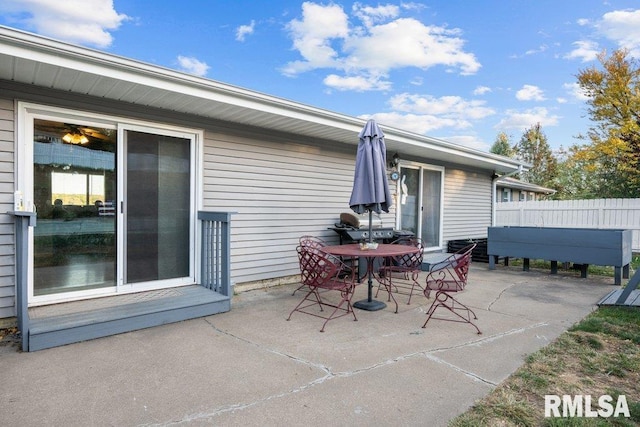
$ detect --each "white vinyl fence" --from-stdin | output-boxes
[495,198,640,252]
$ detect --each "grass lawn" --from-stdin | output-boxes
[451,256,640,426]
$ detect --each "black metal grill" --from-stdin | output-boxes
[330,226,395,243]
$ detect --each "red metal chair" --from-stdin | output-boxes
[375,236,425,313]
[287,245,358,332]
[422,243,481,334]
[292,235,330,295]
[299,235,328,250]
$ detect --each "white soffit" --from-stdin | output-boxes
[0,26,524,174]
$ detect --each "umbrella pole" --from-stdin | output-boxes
[367,209,373,301]
[353,209,387,311]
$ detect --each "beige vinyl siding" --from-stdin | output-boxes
[442,168,492,243]
[0,97,15,319]
[202,129,395,285]
[0,84,497,313]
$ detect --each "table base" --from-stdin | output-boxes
[353,299,387,311]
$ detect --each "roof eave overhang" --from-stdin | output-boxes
[0,26,525,174]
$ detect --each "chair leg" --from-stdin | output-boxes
[291,283,305,296]
[319,287,358,332]
[287,288,323,321]
[422,291,481,334]
[406,272,424,305]
[375,275,398,313]
[289,286,358,332]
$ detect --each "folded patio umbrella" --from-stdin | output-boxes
[348,119,392,311]
[349,119,392,220]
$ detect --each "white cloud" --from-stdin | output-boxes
[473,86,491,95]
[525,44,548,55]
[564,40,599,62]
[324,74,392,91]
[494,107,560,131]
[365,111,460,134]
[515,84,546,101]
[563,82,589,101]
[598,9,640,56]
[282,2,480,90]
[0,0,128,48]
[352,3,400,28]
[389,93,495,120]
[236,20,255,42]
[177,55,210,77]
[577,18,590,26]
[342,18,480,74]
[281,2,350,76]
[439,135,488,151]
[356,92,495,141]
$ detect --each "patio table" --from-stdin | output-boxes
[321,243,420,311]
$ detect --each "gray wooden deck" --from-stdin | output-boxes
[597,267,640,308]
[27,286,230,351]
[597,289,640,307]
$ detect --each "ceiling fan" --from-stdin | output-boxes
[34,120,115,146]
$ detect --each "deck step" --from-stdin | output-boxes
[597,289,640,307]
[27,286,230,351]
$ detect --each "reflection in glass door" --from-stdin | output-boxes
[397,165,443,249]
[33,119,117,296]
[398,167,420,237]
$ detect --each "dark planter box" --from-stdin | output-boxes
[487,226,632,285]
[447,238,489,263]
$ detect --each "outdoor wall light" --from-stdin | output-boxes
[390,152,399,168]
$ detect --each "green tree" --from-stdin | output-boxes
[514,123,557,187]
[550,147,598,199]
[574,49,640,197]
[490,131,515,157]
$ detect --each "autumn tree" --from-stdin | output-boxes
[490,131,515,157]
[514,123,557,187]
[574,49,640,197]
[551,146,599,199]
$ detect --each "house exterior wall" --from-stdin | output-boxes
[496,185,546,202]
[0,97,16,320]
[0,84,498,319]
[442,168,492,242]
[201,127,395,285]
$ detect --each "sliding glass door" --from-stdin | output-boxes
[124,130,192,284]
[397,164,444,250]
[33,119,117,296]
[24,106,198,303]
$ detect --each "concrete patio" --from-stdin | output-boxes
[0,264,615,426]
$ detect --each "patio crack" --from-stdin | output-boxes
[417,322,550,387]
[149,318,341,425]
[487,282,520,311]
[162,319,549,425]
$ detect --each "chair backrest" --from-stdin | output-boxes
[449,243,476,284]
[297,245,344,287]
[299,235,328,251]
[390,236,424,269]
[425,243,476,292]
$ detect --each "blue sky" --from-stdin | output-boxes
[1,1,639,152]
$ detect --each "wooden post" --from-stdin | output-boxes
[8,211,37,352]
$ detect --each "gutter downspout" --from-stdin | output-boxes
[491,165,523,226]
